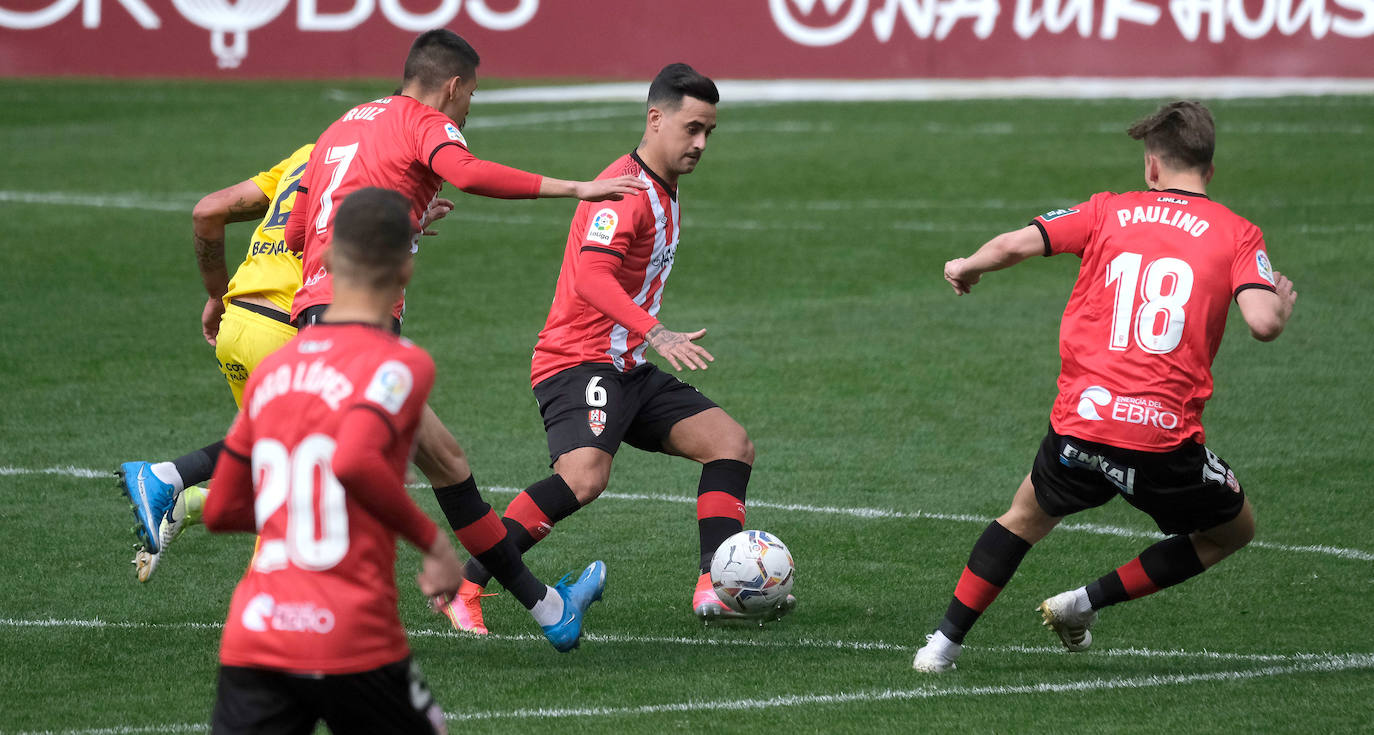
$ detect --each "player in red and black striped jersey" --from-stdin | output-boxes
[446,64,795,634]
[913,101,1297,673]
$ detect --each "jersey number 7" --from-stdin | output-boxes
[313,143,360,236]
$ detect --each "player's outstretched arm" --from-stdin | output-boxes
[1237,271,1297,342]
[944,225,1045,295]
[647,324,715,372]
[192,180,270,345]
[541,175,649,202]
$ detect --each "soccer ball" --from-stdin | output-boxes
[709,530,795,614]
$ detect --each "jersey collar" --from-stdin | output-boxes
[630,150,677,201]
[1153,187,1210,200]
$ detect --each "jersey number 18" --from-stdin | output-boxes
[1105,252,1195,355]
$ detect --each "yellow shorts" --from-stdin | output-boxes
[216,301,297,408]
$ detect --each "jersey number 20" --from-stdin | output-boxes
[251,435,350,572]
[1105,252,1195,355]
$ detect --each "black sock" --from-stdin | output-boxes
[464,475,582,587]
[936,521,1033,645]
[1086,534,1206,609]
[696,459,751,573]
[433,476,547,609]
[172,440,224,488]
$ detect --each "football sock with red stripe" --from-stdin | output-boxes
[433,476,546,609]
[462,475,581,587]
[1084,534,1206,609]
[169,440,224,490]
[697,459,750,573]
[936,521,1033,644]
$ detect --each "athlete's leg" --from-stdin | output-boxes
[661,407,754,573]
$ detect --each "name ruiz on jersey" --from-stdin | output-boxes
[249,360,354,419]
[1116,205,1210,237]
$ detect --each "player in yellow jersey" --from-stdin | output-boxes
[117,145,453,580]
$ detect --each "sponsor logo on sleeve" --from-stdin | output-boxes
[444,123,467,146]
[587,208,618,245]
[365,360,414,415]
[1039,208,1079,222]
[1255,250,1275,285]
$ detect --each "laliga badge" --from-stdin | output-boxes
[587,409,607,437]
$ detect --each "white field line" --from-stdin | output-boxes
[443,654,1374,722]
[0,617,1357,664]
[15,655,1373,735]
[475,78,1374,104]
[6,465,1372,562]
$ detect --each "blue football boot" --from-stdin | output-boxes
[541,560,607,653]
[117,461,175,554]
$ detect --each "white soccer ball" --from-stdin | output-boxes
[710,530,795,614]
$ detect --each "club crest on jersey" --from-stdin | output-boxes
[365,360,413,415]
[444,123,467,145]
[1039,208,1078,221]
[587,208,618,245]
[587,409,607,437]
[1256,250,1275,285]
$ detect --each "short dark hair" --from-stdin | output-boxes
[646,63,719,111]
[1127,100,1215,173]
[331,188,414,286]
[403,29,480,91]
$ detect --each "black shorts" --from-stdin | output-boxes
[1030,428,1246,535]
[212,657,445,735]
[534,362,719,463]
[295,304,402,335]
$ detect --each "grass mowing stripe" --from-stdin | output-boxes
[2,617,1360,663]
[445,653,1374,722]
[5,466,1372,562]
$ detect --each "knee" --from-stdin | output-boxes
[713,425,754,465]
[558,466,609,504]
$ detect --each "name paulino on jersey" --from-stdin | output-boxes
[1076,385,1180,430]
[1116,205,1210,237]
[249,360,355,419]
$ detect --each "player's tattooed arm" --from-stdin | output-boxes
[191,179,269,345]
[647,324,715,372]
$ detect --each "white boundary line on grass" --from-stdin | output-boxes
[0,617,1350,664]
[3,465,1371,562]
[475,78,1374,103]
[14,653,1372,733]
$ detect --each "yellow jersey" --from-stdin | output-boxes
[222,144,313,313]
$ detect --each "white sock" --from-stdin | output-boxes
[528,585,565,627]
[1072,586,1093,615]
[150,462,185,494]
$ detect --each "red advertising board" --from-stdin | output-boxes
[1,0,1370,78]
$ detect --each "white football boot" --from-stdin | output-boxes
[1038,588,1097,652]
[913,631,962,673]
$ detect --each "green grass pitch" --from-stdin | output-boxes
[1,80,1371,733]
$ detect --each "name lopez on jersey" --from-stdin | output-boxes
[249,360,353,419]
[1116,203,1210,237]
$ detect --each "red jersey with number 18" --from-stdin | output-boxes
[210,323,436,675]
[1034,189,1277,451]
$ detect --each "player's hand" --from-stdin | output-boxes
[943,258,982,295]
[421,198,455,236]
[418,536,465,607]
[574,176,649,202]
[1272,270,1297,318]
[202,297,226,345]
[647,324,714,371]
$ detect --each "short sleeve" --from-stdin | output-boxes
[249,152,293,199]
[1032,192,1110,258]
[1232,224,1277,299]
[357,346,436,437]
[413,105,471,169]
[579,195,648,260]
